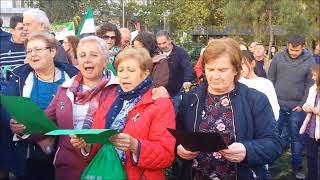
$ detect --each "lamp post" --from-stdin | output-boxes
[122,0,125,27]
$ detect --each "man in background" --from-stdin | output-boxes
[156,30,193,111]
[23,9,68,63]
[0,15,26,79]
[268,34,315,179]
[119,27,131,50]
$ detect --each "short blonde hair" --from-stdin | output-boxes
[203,38,243,81]
[114,47,153,72]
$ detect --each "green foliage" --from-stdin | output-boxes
[169,0,226,33]
[28,0,84,23]
[223,0,319,42]
[175,34,203,64]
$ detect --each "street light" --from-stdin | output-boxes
[122,0,125,27]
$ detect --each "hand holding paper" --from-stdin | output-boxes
[219,142,246,163]
[10,119,26,134]
[168,128,227,152]
[46,129,118,145]
[177,144,199,160]
[70,134,87,149]
[109,133,139,154]
[1,96,58,134]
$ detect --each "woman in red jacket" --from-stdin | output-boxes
[72,47,176,180]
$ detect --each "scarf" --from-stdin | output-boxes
[69,70,111,129]
[105,76,152,163]
[105,75,153,129]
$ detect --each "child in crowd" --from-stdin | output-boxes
[300,64,320,180]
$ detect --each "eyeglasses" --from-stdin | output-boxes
[14,27,24,31]
[26,47,50,55]
[102,35,116,40]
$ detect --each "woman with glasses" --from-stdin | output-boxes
[96,23,121,67]
[2,32,78,180]
[62,35,79,66]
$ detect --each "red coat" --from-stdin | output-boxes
[90,89,176,180]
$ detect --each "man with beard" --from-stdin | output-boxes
[268,34,315,179]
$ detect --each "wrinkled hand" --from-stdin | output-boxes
[151,86,169,100]
[219,142,246,163]
[292,106,303,112]
[109,133,138,154]
[10,119,26,134]
[177,144,199,160]
[69,135,87,149]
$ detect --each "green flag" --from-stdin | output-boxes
[77,5,95,36]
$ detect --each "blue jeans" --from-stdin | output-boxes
[306,137,319,180]
[277,106,306,171]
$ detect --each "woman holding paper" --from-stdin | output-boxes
[4,32,78,180]
[71,48,176,180]
[37,36,121,180]
[176,38,283,180]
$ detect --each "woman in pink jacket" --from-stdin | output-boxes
[44,36,119,180]
[72,48,176,180]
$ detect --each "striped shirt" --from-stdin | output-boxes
[0,37,25,78]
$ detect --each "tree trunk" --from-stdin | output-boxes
[267,8,274,60]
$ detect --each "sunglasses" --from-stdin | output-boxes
[102,35,116,40]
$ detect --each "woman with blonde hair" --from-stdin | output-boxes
[71,48,176,179]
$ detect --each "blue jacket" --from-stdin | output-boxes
[166,44,193,96]
[176,82,283,180]
[0,61,78,175]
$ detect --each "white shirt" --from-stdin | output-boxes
[72,85,91,129]
[239,77,280,120]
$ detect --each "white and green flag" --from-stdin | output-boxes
[76,5,95,36]
[50,22,75,40]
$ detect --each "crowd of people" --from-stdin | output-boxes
[0,8,319,180]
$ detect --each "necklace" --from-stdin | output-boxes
[35,68,56,82]
[34,68,57,106]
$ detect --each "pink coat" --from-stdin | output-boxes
[90,89,176,180]
[45,83,118,180]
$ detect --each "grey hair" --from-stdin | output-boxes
[78,36,109,61]
[156,30,171,40]
[23,9,50,31]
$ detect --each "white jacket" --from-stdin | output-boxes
[300,84,320,140]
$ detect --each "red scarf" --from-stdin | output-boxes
[69,71,110,128]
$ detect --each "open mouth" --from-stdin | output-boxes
[32,59,40,63]
[84,67,94,72]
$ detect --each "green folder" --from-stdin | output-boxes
[46,129,118,144]
[0,96,58,134]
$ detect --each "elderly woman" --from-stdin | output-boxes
[133,32,169,88]
[62,35,79,66]
[71,48,176,179]
[4,32,78,179]
[176,38,283,179]
[40,36,119,180]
